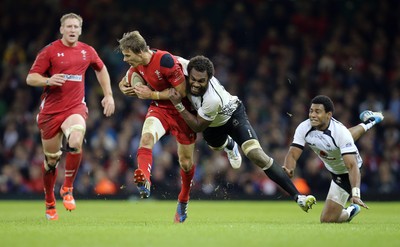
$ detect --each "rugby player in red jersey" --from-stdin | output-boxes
[118,31,195,223]
[26,13,115,220]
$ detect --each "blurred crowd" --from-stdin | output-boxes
[0,0,399,200]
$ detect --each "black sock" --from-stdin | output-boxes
[263,161,300,201]
[225,136,235,150]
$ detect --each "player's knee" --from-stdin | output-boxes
[208,137,229,151]
[44,150,62,161]
[247,149,273,169]
[241,139,262,156]
[208,145,223,151]
[141,117,165,144]
[140,133,155,147]
[65,124,85,139]
[65,124,85,153]
[44,150,62,170]
[66,134,84,153]
[178,157,193,172]
[320,215,337,223]
[67,141,82,153]
[46,157,60,167]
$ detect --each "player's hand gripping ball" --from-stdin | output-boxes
[124,71,145,87]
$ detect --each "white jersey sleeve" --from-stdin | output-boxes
[292,120,311,147]
[197,94,221,122]
[333,122,358,155]
[176,56,189,76]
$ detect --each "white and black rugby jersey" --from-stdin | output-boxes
[177,57,239,127]
[291,118,363,175]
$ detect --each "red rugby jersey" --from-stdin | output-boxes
[29,39,104,114]
[126,49,188,109]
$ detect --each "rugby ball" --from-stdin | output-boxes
[125,71,145,87]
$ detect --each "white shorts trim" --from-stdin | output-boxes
[326,180,350,207]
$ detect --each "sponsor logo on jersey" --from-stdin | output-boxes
[319,150,336,160]
[57,53,64,57]
[64,74,83,82]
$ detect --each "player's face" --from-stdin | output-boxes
[60,18,81,46]
[122,49,143,67]
[188,68,209,96]
[309,104,331,130]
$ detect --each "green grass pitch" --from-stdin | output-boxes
[0,200,399,247]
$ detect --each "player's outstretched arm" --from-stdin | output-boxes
[283,146,303,178]
[343,154,369,209]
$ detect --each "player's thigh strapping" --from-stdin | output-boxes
[203,102,261,155]
[326,172,352,207]
[143,105,196,145]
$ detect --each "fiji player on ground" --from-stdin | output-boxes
[283,95,384,223]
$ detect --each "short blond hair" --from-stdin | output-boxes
[118,31,149,54]
[60,13,83,27]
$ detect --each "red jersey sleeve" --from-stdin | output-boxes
[29,46,51,75]
[160,55,185,87]
[88,46,104,71]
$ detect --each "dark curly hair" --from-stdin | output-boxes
[187,55,215,80]
[311,95,335,113]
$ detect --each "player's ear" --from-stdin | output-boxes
[60,26,63,35]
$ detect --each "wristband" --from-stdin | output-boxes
[46,79,50,86]
[174,102,185,112]
[151,91,160,100]
[352,187,361,198]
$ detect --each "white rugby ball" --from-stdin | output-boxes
[125,71,145,87]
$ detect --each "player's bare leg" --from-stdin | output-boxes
[174,143,195,223]
[349,110,384,141]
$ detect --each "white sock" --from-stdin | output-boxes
[359,122,375,132]
[338,208,351,222]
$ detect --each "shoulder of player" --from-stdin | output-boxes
[154,50,177,69]
[327,119,353,141]
[329,118,349,132]
[202,88,222,108]
[299,119,312,129]
[76,41,97,51]
[37,40,58,54]
[294,119,314,137]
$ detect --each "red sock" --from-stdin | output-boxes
[178,166,195,203]
[42,163,58,204]
[63,152,82,188]
[137,147,153,181]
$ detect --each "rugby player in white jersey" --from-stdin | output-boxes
[168,55,316,212]
[283,95,383,223]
